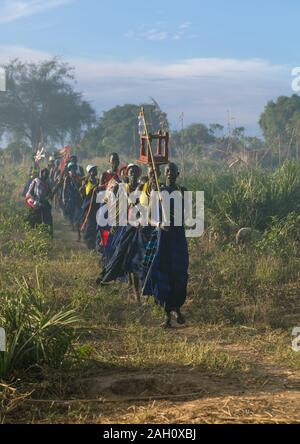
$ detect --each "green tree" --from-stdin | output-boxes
[244,136,265,151]
[81,103,168,157]
[209,123,224,138]
[259,95,300,156]
[0,58,96,152]
[172,123,215,155]
[1,141,32,164]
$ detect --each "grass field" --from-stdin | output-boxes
[0,161,300,424]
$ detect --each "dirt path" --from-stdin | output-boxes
[50,212,300,424]
[70,335,299,424]
[52,210,87,254]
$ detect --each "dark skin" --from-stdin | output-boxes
[89,167,98,182]
[79,167,99,199]
[165,163,179,189]
[110,154,120,174]
[147,166,161,191]
[70,156,78,166]
[40,169,50,182]
[40,169,62,199]
[100,154,120,187]
[127,166,140,191]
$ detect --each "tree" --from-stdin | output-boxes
[172,123,215,155]
[244,136,265,151]
[0,141,32,164]
[232,126,245,139]
[259,95,300,156]
[81,103,169,157]
[0,58,96,152]
[209,123,224,138]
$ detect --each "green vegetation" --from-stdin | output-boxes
[186,160,300,234]
[259,94,300,156]
[1,156,300,423]
[0,59,95,152]
[0,278,79,379]
[2,56,300,170]
[79,103,168,158]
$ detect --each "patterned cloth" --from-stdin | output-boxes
[142,227,189,312]
[142,186,189,312]
[142,229,159,270]
[98,185,189,313]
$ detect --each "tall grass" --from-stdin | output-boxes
[0,277,79,379]
[186,160,300,235]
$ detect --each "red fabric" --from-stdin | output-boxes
[100,230,110,247]
[101,172,120,190]
[25,197,36,209]
[60,145,71,174]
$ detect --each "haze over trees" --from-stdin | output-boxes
[0,58,96,152]
[3,58,300,164]
[79,103,168,158]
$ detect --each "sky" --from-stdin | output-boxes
[0,0,299,134]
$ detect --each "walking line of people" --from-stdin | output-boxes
[23,153,189,328]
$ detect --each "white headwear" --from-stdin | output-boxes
[86,164,97,174]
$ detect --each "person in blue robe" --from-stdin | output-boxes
[80,165,100,250]
[141,162,189,327]
[62,162,83,241]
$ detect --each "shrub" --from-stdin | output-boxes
[0,278,79,379]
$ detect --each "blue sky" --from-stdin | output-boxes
[0,0,298,134]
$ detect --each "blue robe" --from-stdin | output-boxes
[63,176,82,229]
[142,227,189,312]
[99,186,189,311]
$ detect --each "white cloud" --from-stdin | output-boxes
[125,27,168,42]
[143,29,168,41]
[0,0,76,24]
[178,22,192,30]
[0,45,292,134]
[125,21,193,43]
[0,45,50,60]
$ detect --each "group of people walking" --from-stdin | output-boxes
[23,152,189,328]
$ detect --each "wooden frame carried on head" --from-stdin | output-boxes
[138,130,169,166]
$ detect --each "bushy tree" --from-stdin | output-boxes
[0,58,96,152]
[0,141,32,164]
[172,123,215,156]
[259,95,300,156]
[81,103,169,157]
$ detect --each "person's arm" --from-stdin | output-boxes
[100,172,107,186]
[79,180,87,200]
[26,179,36,199]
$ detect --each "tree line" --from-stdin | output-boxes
[1,57,300,164]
